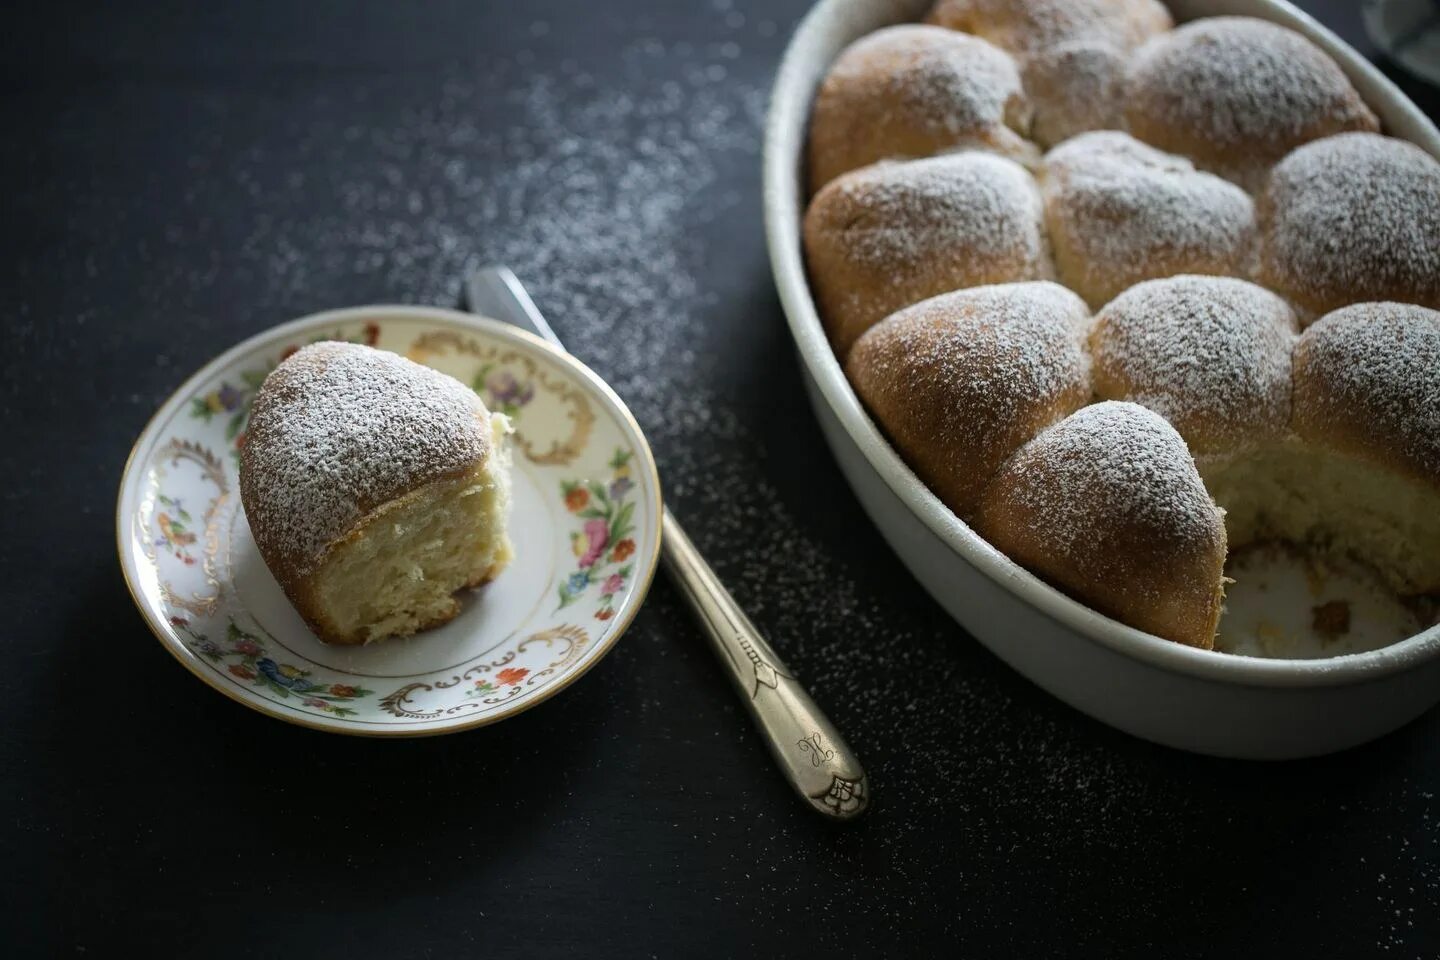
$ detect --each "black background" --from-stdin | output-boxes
[5,1,1439,956]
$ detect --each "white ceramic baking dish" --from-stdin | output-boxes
[763,0,1440,758]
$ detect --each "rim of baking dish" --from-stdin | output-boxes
[763,0,1440,689]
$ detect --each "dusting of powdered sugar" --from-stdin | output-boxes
[846,281,1091,517]
[805,151,1048,351]
[1259,133,1440,316]
[1294,302,1440,477]
[1022,39,1128,147]
[986,400,1222,565]
[1090,275,1298,455]
[822,152,1044,270]
[1042,131,1255,307]
[239,342,488,572]
[808,24,1032,187]
[926,0,1173,56]
[1124,17,1379,190]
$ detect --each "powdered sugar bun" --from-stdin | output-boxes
[926,0,1171,56]
[1125,17,1379,192]
[1292,302,1440,488]
[976,401,1227,649]
[1258,133,1440,319]
[1090,276,1298,458]
[804,152,1049,357]
[239,341,512,644]
[845,282,1091,521]
[241,342,492,577]
[1023,41,1127,148]
[1041,132,1255,309]
[807,25,1036,193]
[924,0,1170,149]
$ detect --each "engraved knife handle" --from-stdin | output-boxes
[660,507,869,820]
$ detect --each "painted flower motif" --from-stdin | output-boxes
[495,667,529,686]
[218,383,245,411]
[229,663,257,680]
[233,638,260,656]
[578,518,609,569]
[329,684,358,698]
[169,616,190,628]
[556,448,639,610]
[486,370,535,409]
[595,608,615,621]
[303,697,330,710]
[608,476,634,500]
[279,663,304,680]
[196,638,223,658]
[201,383,245,414]
[471,680,496,695]
[363,321,381,346]
[157,513,196,547]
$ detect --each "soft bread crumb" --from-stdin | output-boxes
[310,415,513,645]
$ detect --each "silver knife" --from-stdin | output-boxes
[465,265,869,820]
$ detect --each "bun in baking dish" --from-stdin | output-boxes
[1124,17,1379,191]
[803,152,1048,358]
[925,0,1172,147]
[239,342,513,645]
[845,282,1091,520]
[926,0,1171,56]
[1041,131,1254,309]
[1257,133,1440,320]
[1259,302,1440,595]
[807,25,1036,194]
[1089,275,1296,458]
[976,401,1228,650]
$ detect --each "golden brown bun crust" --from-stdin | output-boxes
[1257,134,1440,319]
[804,153,1048,357]
[845,282,1091,520]
[976,402,1227,649]
[1090,276,1298,457]
[807,25,1035,194]
[1124,17,1379,192]
[1292,302,1440,489]
[925,0,1169,148]
[1041,132,1255,309]
[926,0,1171,56]
[239,342,492,643]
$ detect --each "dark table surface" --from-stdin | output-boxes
[5,1,1439,956]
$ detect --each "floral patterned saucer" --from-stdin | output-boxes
[117,306,662,735]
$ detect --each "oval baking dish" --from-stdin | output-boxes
[763,0,1440,758]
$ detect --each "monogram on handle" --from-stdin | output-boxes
[465,265,868,821]
[660,512,868,819]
